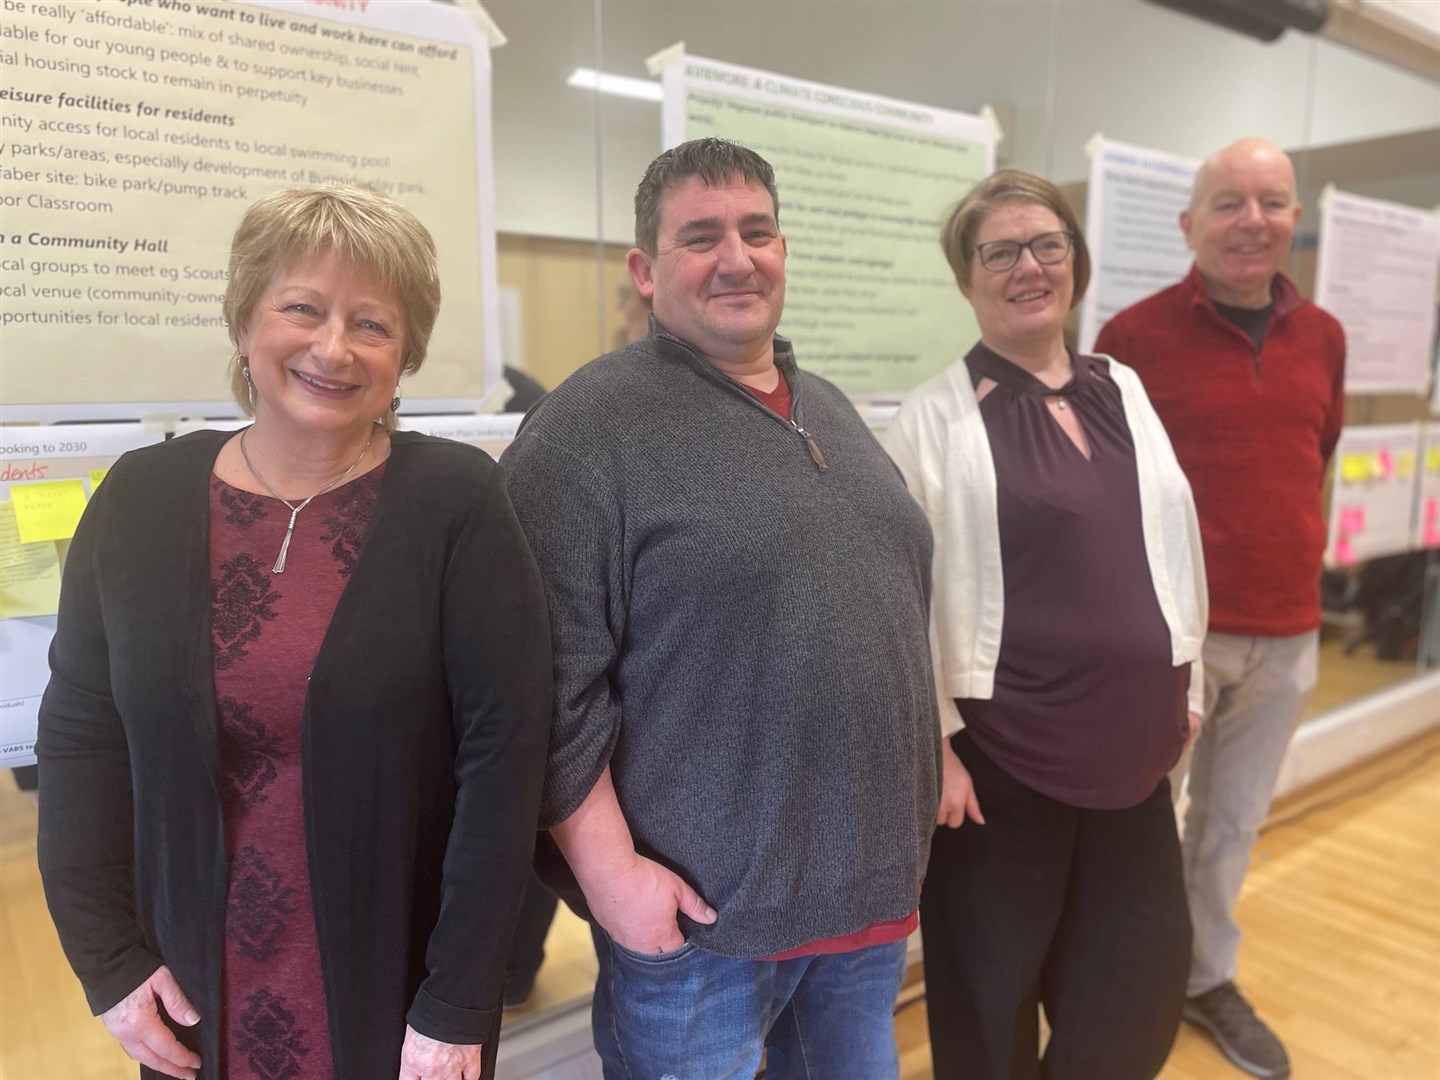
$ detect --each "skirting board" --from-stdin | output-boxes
[495,671,1440,1080]
[495,999,602,1080]
[1273,669,1440,799]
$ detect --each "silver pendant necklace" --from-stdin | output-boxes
[238,427,374,573]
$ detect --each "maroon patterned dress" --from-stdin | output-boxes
[208,464,385,1080]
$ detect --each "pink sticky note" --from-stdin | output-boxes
[1339,506,1366,534]
[1335,537,1356,564]
[1427,497,1439,524]
[1377,449,1394,477]
[1425,522,1440,548]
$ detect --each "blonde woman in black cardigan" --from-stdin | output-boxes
[37,185,552,1080]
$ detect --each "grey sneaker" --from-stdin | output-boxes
[1182,983,1292,1079]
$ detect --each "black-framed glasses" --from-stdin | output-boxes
[975,231,1074,273]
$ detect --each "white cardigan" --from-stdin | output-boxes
[884,352,1207,736]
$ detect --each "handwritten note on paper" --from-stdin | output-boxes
[9,480,88,544]
[0,502,62,619]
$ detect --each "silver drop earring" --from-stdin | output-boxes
[241,359,256,413]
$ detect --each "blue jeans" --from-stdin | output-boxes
[590,929,908,1080]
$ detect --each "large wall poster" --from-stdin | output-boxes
[655,50,995,399]
[1315,188,1440,397]
[1,0,502,418]
[1078,137,1198,354]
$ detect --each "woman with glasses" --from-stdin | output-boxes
[884,170,1207,1080]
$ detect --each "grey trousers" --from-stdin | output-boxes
[1171,630,1319,997]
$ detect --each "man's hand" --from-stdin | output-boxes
[587,851,716,954]
[937,737,984,829]
[397,1026,482,1080]
[100,965,202,1079]
[1183,710,1204,753]
[551,765,716,955]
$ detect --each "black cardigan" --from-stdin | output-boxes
[36,429,552,1077]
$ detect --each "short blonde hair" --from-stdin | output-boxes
[940,170,1090,306]
[223,184,441,429]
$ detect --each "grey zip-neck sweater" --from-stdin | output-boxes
[501,326,940,957]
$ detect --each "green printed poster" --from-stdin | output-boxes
[663,55,994,397]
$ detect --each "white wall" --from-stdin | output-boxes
[481,0,1439,244]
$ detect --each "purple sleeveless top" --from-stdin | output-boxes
[955,343,1189,809]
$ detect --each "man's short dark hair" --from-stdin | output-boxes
[634,138,780,255]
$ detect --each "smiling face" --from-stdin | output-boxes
[627,174,787,370]
[236,248,404,444]
[1182,139,1301,308]
[966,202,1074,357]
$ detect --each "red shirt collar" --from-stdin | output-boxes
[1180,263,1305,320]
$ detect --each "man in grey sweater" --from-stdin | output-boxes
[501,139,940,1079]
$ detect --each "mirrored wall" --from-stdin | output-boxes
[475,0,1440,1029]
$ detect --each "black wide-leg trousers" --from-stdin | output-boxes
[921,730,1190,1080]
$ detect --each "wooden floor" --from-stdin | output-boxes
[3,728,1436,1079]
[897,729,1440,1080]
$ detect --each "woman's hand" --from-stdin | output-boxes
[398,1025,483,1080]
[937,737,985,829]
[100,965,202,1079]
[1184,710,1204,753]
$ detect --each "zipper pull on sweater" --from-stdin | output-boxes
[795,425,828,472]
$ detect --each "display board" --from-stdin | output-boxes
[1,0,502,419]
[0,423,165,767]
[1315,188,1440,396]
[1325,423,1422,567]
[1078,137,1198,354]
[400,412,521,460]
[1418,425,1440,551]
[654,50,994,399]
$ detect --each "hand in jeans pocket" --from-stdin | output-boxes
[607,936,698,964]
[586,852,716,954]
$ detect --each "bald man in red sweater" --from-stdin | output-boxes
[1095,138,1345,1080]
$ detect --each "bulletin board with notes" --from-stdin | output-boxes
[1325,423,1423,568]
[0,424,164,766]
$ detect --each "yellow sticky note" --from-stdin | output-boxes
[1429,448,1440,475]
[10,479,88,544]
[1395,452,1415,480]
[89,468,109,490]
[0,502,62,618]
[1340,454,1369,484]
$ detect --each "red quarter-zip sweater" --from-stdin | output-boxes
[1094,266,1346,638]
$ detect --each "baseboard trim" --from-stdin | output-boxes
[1275,670,1440,799]
[496,998,602,1080]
